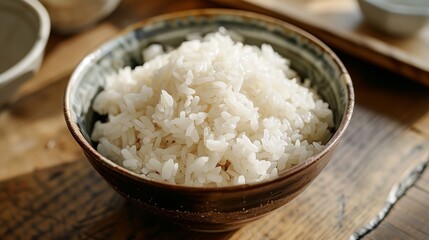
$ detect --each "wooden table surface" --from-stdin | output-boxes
[1,0,429,239]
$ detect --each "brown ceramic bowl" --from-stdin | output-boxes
[64,9,354,232]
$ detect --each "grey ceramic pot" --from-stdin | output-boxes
[0,0,50,107]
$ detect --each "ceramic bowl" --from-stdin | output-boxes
[40,0,121,33]
[64,9,354,232]
[0,0,50,107]
[358,0,429,37]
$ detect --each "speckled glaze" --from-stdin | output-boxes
[64,9,354,232]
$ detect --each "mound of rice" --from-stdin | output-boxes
[91,29,333,187]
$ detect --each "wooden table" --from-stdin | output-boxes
[1,0,429,239]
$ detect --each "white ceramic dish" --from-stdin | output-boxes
[357,0,429,37]
[40,0,121,34]
[0,0,50,107]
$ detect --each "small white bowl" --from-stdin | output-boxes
[40,0,121,34]
[0,0,50,107]
[358,0,429,37]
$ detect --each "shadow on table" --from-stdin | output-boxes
[6,74,69,120]
[83,201,237,240]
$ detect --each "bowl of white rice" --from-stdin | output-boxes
[64,9,354,231]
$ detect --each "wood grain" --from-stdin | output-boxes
[1,0,429,239]
[0,160,236,240]
[1,151,427,239]
[364,167,429,240]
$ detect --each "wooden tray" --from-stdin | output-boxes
[212,0,429,86]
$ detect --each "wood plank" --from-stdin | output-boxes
[5,159,427,240]
[361,164,429,240]
[0,160,237,240]
[366,222,416,240]
[407,187,429,208]
[392,198,429,237]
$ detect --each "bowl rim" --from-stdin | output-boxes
[64,8,354,192]
[0,0,50,84]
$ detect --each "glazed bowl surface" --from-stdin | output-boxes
[64,9,354,232]
[0,0,50,107]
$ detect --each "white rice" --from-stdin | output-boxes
[91,28,333,187]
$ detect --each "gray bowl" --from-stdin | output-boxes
[0,0,50,107]
[358,0,429,37]
[40,0,121,34]
[64,9,354,231]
